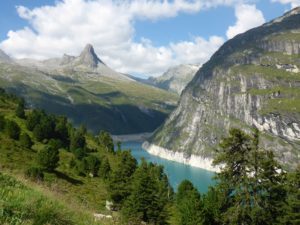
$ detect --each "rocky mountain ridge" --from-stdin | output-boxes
[147,64,200,94]
[148,7,300,170]
[0,45,178,134]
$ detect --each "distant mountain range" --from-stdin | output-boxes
[147,64,200,95]
[0,44,178,134]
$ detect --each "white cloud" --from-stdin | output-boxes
[226,4,265,39]
[271,0,300,8]
[1,0,249,76]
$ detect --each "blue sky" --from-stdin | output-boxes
[0,0,298,76]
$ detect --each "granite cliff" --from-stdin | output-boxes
[146,7,300,170]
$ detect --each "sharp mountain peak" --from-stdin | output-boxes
[78,43,104,67]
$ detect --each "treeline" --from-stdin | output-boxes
[0,90,114,179]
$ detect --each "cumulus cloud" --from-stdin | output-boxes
[1,0,248,76]
[272,0,300,8]
[226,4,265,39]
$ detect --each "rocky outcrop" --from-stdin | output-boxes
[149,7,300,170]
[77,44,104,68]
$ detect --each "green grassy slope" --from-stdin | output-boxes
[0,92,122,224]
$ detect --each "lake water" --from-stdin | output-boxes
[122,141,216,193]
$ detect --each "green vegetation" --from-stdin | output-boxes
[0,88,299,224]
[0,63,178,134]
[231,64,300,82]
[0,173,98,225]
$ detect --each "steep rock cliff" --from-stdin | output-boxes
[149,7,300,169]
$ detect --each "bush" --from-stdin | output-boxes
[37,145,59,172]
[98,157,111,179]
[73,148,86,160]
[0,114,5,131]
[84,155,100,177]
[5,120,20,140]
[25,166,44,181]
[15,100,25,119]
[20,133,33,148]
[98,131,114,153]
[70,130,86,151]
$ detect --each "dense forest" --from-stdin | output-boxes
[0,88,299,225]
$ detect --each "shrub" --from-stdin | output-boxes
[5,120,20,140]
[98,157,111,179]
[84,155,100,177]
[37,145,59,172]
[25,166,44,181]
[15,100,25,119]
[20,133,33,148]
[0,114,5,131]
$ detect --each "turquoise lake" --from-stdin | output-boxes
[122,141,216,193]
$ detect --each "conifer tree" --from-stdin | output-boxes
[5,120,20,140]
[108,150,137,208]
[176,180,203,225]
[122,160,171,225]
[37,145,59,172]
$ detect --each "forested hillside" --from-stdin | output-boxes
[0,88,298,225]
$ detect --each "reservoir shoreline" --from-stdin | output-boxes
[142,141,219,172]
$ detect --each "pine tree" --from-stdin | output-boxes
[176,180,203,225]
[37,145,59,172]
[213,128,288,225]
[20,133,33,148]
[5,120,20,140]
[98,157,111,179]
[70,129,86,151]
[98,131,114,152]
[0,114,5,131]
[122,160,171,225]
[15,100,25,119]
[108,150,137,209]
[280,166,300,225]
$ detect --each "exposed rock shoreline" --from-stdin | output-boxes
[142,141,219,172]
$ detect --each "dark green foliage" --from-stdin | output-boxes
[98,131,114,153]
[70,130,86,151]
[25,166,44,181]
[4,120,20,140]
[122,160,172,225]
[281,166,300,225]
[213,128,287,225]
[176,180,203,225]
[201,186,224,225]
[37,145,59,172]
[98,157,111,179]
[26,109,43,131]
[73,148,86,160]
[117,141,122,151]
[15,100,25,119]
[84,155,100,177]
[19,133,33,148]
[0,114,5,131]
[54,116,70,147]
[108,150,137,208]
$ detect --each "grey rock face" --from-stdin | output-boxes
[148,64,200,94]
[77,44,104,68]
[150,8,300,169]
